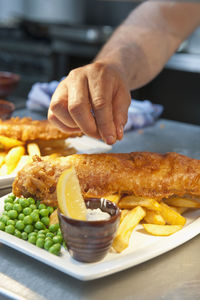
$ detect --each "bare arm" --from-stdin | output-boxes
[48,1,200,144]
[96,1,200,89]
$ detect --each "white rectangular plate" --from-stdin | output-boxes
[0,136,112,189]
[0,194,200,281]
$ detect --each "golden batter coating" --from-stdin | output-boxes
[12,152,200,207]
[0,117,82,141]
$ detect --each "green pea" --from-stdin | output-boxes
[30,212,39,222]
[39,209,49,217]
[38,229,46,235]
[8,194,16,201]
[27,197,35,205]
[57,228,62,235]
[36,238,44,248]
[23,207,32,216]
[18,213,25,220]
[45,237,52,242]
[0,221,5,231]
[21,232,28,240]
[7,219,15,226]
[39,204,46,210]
[46,232,54,239]
[2,211,8,216]
[5,225,15,235]
[8,210,18,219]
[1,215,9,224]
[28,232,37,238]
[47,206,54,214]
[53,243,61,251]
[4,203,13,211]
[24,216,33,225]
[15,220,25,231]
[14,198,19,204]
[30,204,37,210]
[53,235,63,244]
[28,236,37,244]
[4,197,14,204]
[49,243,61,255]
[13,203,22,213]
[44,239,54,250]
[14,229,22,238]
[19,198,29,208]
[24,224,34,234]
[35,221,45,230]
[37,233,46,239]
[49,224,59,233]
[41,216,49,226]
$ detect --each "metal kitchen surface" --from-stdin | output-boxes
[112,118,200,159]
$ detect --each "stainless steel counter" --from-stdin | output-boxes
[0,118,200,300]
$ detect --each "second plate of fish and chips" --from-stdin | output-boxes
[0,117,81,176]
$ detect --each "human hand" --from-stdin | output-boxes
[48,62,131,144]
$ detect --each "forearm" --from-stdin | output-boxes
[49,1,200,144]
[95,1,200,90]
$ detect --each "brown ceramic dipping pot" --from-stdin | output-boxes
[58,198,121,263]
[0,72,20,98]
[0,99,15,120]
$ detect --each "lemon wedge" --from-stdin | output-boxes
[56,167,87,220]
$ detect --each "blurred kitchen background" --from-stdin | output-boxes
[0,0,200,125]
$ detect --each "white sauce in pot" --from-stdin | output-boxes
[86,208,110,221]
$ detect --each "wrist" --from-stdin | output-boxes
[93,57,130,91]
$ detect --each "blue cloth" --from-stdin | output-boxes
[26,79,163,130]
[124,99,163,131]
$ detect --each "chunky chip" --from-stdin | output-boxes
[0,152,6,168]
[27,142,41,157]
[143,224,183,236]
[112,206,146,253]
[0,135,24,150]
[105,194,121,204]
[169,206,189,214]
[119,196,161,211]
[144,209,166,225]
[11,155,32,175]
[120,209,129,223]
[5,146,25,174]
[164,197,200,208]
[160,202,186,226]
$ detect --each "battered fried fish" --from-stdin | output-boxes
[12,152,200,207]
[0,117,81,141]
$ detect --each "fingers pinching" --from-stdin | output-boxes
[87,63,117,144]
[67,70,100,139]
[49,80,78,129]
[48,109,81,133]
[113,85,131,140]
[48,63,130,144]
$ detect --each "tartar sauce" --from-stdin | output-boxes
[86,208,110,221]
